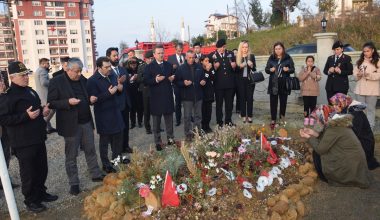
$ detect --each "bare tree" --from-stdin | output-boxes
[233,0,253,33]
[318,0,338,18]
[119,41,129,52]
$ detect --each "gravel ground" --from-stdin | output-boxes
[0,101,379,219]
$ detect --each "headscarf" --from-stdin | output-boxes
[329,93,353,113]
[310,104,334,126]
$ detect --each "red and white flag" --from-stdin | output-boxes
[161,170,180,208]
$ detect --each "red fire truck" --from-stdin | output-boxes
[120,42,216,63]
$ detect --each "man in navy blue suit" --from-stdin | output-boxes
[144,45,176,151]
[106,47,133,155]
[167,43,185,126]
[87,57,125,173]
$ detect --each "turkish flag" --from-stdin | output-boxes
[261,134,270,151]
[161,171,180,208]
[261,134,278,164]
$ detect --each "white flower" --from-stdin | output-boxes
[205,165,210,169]
[216,168,220,173]
[150,180,155,185]
[150,185,156,190]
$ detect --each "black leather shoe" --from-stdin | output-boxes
[103,166,116,173]
[69,185,80,196]
[167,138,175,146]
[124,147,133,154]
[42,193,58,202]
[156,144,162,151]
[175,121,181,126]
[26,202,46,213]
[92,174,105,182]
[46,128,57,134]
[146,129,152,134]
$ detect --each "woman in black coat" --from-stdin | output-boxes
[235,40,256,123]
[265,42,295,127]
[200,56,215,133]
[330,93,380,170]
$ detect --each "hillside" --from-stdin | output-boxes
[227,10,380,55]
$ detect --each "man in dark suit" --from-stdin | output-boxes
[208,39,237,126]
[86,57,125,173]
[106,47,132,154]
[323,40,353,103]
[0,61,58,213]
[193,42,204,64]
[175,50,206,141]
[52,56,70,78]
[144,45,175,151]
[137,50,154,134]
[48,58,104,195]
[167,43,185,126]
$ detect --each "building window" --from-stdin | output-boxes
[70,39,78,43]
[68,11,76,17]
[17,1,23,6]
[69,30,78,34]
[59,39,67,45]
[69,21,76,25]
[55,11,65,17]
[83,12,88,17]
[58,30,66,36]
[22,50,27,55]
[34,20,43,25]
[72,48,79,53]
[50,49,58,55]
[35,30,44,35]
[85,30,90,34]
[17,11,24,16]
[19,21,24,26]
[36,39,45,44]
[68,2,75,7]
[48,39,57,45]
[57,21,66,26]
[33,11,42,16]
[86,39,91,43]
[32,1,41,6]
[83,3,88,8]
[20,30,25,36]
[2,30,12,34]
[86,47,91,52]
[60,48,67,54]
[37,49,45,54]
[21,40,27,45]
[23,59,29,65]
[46,11,54,17]
[55,2,64,7]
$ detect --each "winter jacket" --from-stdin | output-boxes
[265,53,295,95]
[298,66,322,96]
[353,59,380,96]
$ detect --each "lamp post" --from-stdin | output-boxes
[135,39,139,50]
[321,15,328,33]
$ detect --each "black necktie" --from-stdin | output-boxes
[335,56,339,63]
[159,63,164,72]
[106,76,111,83]
[179,56,183,64]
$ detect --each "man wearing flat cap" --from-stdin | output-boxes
[0,61,58,213]
[323,40,353,103]
[208,39,237,126]
[137,50,154,134]
[193,42,204,64]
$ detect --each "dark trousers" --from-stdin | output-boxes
[303,96,317,117]
[215,88,234,125]
[63,122,102,186]
[152,114,174,144]
[269,93,288,121]
[237,78,255,117]
[1,126,10,167]
[121,108,130,150]
[234,87,240,112]
[174,85,182,124]
[326,90,348,104]
[201,100,213,129]
[130,90,144,126]
[13,143,48,205]
[143,93,151,131]
[99,132,123,168]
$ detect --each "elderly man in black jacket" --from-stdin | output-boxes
[0,61,57,213]
[176,50,206,141]
[48,58,104,196]
[144,45,175,151]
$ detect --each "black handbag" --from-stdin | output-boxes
[285,77,300,90]
[248,70,264,84]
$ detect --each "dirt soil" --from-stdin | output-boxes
[1,102,380,220]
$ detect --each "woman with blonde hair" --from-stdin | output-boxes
[235,40,256,123]
[353,41,380,130]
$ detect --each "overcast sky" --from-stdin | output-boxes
[93,0,318,56]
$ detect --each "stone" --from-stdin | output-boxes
[296,201,305,217]
[122,212,133,220]
[299,187,310,196]
[102,209,120,220]
[270,211,282,220]
[286,208,298,220]
[114,201,126,216]
[301,177,315,186]
[103,173,119,186]
[288,184,303,192]
[290,193,301,203]
[279,194,289,204]
[298,165,309,175]
[96,192,114,208]
[306,171,318,179]
[118,171,128,180]
[272,201,289,215]
[267,197,277,207]
[145,192,161,210]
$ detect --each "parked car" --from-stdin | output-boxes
[286,43,355,54]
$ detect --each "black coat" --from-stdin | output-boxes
[208,50,236,90]
[167,53,186,73]
[144,60,175,116]
[323,53,353,92]
[202,67,215,102]
[175,62,205,102]
[0,83,46,148]
[48,73,94,137]
[348,107,380,169]
[52,69,65,78]
[265,53,295,95]
[112,66,131,111]
[86,71,125,135]
[236,54,256,80]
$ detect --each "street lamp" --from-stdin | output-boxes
[135,39,139,49]
[321,16,328,33]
